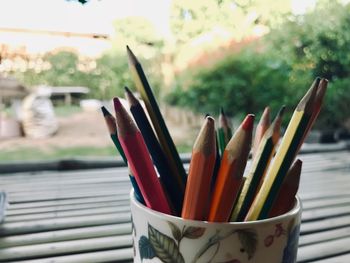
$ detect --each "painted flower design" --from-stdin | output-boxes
[282,224,300,263]
[137,222,257,263]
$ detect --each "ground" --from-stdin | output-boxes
[0,107,198,161]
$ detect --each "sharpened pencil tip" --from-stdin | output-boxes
[277,105,286,117]
[124,86,131,93]
[124,86,139,106]
[113,97,122,111]
[242,114,255,131]
[126,45,138,64]
[205,115,215,124]
[220,107,225,115]
[101,106,111,116]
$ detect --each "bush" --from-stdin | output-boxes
[167,0,350,130]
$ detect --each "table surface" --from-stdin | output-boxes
[0,150,349,262]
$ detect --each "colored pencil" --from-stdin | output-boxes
[245,78,320,221]
[205,113,221,190]
[101,106,127,163]
[208,114,254,222]
[218,107,232,155]
[100,106,144,204]
[299,78,328,149]
[113,97,172,215]
[211,132,221,189]
[126,46,187,195]
[182,116,216,220]
[268,159,302,218]
[252,106,270,158]
[230,106,285,221]
[125,86,183,215]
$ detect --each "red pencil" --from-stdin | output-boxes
[113,97,172,215]
[268,159,302,218]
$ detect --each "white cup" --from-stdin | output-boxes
[130,190,301,263]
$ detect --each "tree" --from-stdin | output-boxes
[170,0,291,45]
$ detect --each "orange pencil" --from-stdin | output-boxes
[208,114,254,222]
[182,116,216,220]
[268,159,302,218]
[252,106,270,158]
[113,97,172,215]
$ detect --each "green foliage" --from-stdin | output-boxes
[167,48,295,121]
[0,146,118,162]
[170,0,291,44]
[168,0,350,130]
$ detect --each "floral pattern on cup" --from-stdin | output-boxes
[130,191,302,263]
[135,219,258,263]
[282,223,300,263]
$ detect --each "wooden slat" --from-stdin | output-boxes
[0,235,132,261]
[301,215,350,234]
[297,236,350,262]
[5,205,130,222]
[0,213,131,235]
[0,223,131,248]
[312,253,350,263]
[0,150,349,262]
[6,200,129,216]
[7,195,125,209]
[302,205,350,222]
[299,226,350,246]
[9,248,133,263]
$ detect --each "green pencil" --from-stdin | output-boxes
[246,78,320,220]
[217,107,232,155]
[230,106,285,221]
[126,46,187,194]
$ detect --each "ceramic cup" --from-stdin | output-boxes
[130,191,301,263]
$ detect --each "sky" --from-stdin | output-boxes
[0,0,172,36]
[0,0,318,36]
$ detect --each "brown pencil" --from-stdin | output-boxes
[246,78,319,221]
[230,106,285,221]
[268,159,302,218]
[182,116,216,220]
[252,106,270,158]
[208,114,254,222]
[299,78,328,148]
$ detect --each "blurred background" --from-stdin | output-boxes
[0,0,349,162]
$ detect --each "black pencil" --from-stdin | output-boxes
[126,46,187,195]
[125,87,183,215]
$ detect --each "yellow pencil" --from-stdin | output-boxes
[230,106,285,221]
[245,78,320,221]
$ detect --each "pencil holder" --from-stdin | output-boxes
[130,191,302,263]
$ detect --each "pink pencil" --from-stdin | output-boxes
[113,97,172,215]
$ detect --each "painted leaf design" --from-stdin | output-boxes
[183,226,206,239]
[131,215,136,236]
[139,235,156,260]
[237,229,258,260]
[167,221,182,242]
[148,224,185,263]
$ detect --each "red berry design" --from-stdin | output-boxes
[275,223,284,237]
[264,235,274,247]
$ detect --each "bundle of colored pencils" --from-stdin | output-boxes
[101,46,328,221]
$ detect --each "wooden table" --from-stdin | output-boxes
[0,150,349,262]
